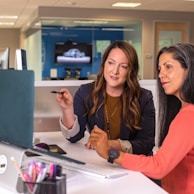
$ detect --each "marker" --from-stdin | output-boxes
[31,162,37,182]
[56,165,62,178]
[24,172,34,191]
[32,168,47,194]
[50,90,64,94]
[49,163,54,178]
[28,162,33,178]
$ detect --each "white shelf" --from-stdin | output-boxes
[34,80,94,87]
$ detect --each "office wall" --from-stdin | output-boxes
[25,7,194,79]
[25,30,42,81]
[2,8,194,79]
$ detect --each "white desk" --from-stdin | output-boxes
[0,132,168,194]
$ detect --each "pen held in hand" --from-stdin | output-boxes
[50,90,64,95]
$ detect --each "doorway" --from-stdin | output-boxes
[154,22,189,77]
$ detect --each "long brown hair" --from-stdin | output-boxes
[88,40,141,130]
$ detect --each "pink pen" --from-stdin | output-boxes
[24,172,33,191]
[49,163,54,178]
[31,162,37,182]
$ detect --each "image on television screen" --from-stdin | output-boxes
[54,41,93,64]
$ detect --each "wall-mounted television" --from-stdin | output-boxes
[54,41,93,64]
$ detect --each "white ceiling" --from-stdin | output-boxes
[0,0,194,29]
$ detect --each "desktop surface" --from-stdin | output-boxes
[34,131,168,194]
[0,131,168,194]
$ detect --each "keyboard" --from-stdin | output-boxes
[27,149,128,179]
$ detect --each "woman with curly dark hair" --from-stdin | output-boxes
[56,40,155,156]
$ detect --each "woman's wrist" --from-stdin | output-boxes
[108,139,122,150]
[62,107,75,128]
[61,115,75,129]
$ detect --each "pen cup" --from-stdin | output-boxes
[23,174,66,194]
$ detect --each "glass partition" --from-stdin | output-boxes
[26,19,142,81]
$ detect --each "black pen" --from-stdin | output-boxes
[50,90,64,94]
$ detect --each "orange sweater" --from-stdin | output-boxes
[122,104,194,194]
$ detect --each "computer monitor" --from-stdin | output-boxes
[0,48,10,69]
[14,49,27,70]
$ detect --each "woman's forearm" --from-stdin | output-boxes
[62,106,75,129]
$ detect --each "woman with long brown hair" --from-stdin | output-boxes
[56,40,155,156]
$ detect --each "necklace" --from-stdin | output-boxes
[105,102,119,140]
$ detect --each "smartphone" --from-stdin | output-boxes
[48,144,67,154]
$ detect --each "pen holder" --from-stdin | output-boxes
[23,175,66,194]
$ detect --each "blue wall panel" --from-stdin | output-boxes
[42,26,123,79]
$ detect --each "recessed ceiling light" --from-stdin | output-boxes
[0,22,15,25]
[112,2,141,7]
[0,16,18,19]
[35,22,41,26]
[74,20,109,24]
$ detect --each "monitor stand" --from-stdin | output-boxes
[0,142,26,193]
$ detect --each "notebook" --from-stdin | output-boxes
[0,69,34,193]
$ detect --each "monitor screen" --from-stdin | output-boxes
[0,48,10,69]
[14,49,27,70]
[54,41,93,64]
